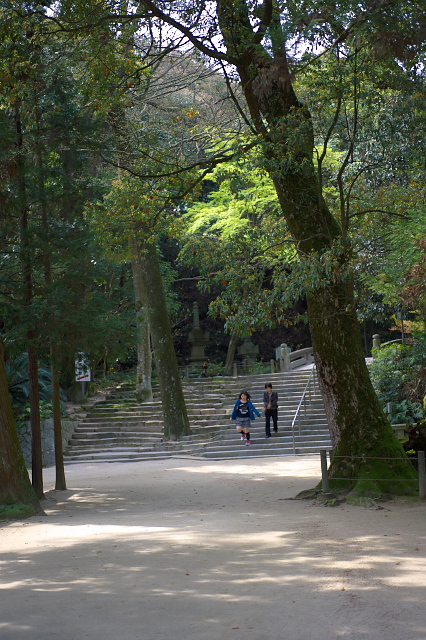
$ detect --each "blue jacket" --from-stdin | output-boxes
[231,399,262,420]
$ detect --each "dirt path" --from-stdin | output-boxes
[1,456,425,640]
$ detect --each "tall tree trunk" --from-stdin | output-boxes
[51,345,66,490]
[27,342,44,499]
[0,340,44,515]
[135,238,190,439]
[307,282,416,493]
[35,95,67,491]
[215,0,416,493]
[224,330,239,376]
[131,247,153,402]
[15,102,44,499]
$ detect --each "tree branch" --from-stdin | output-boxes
[100,139,260,181]
[141,1,233,63]
[253,0,273,45]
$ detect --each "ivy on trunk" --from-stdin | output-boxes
[215,0,416,494]
[137,0,417,494]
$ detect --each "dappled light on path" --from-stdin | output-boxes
[1,457,425,640]
[167,456,320,479]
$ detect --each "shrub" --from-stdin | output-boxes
[370,337,426,424]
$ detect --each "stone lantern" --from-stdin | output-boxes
[237,336,259,373]
[188,302,209,362]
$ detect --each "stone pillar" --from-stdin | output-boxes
[188,302,210,362]
[193,301,200,329]
[372,334,381,351]
[279,343,291,372]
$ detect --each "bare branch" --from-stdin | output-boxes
[141,1,232,63]
[100,139,260,182]
[218,60,257,134]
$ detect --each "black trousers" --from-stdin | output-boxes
[265,409,278,435]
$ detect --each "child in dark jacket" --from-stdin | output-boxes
[230,390,262,445]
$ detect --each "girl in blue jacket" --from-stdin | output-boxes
[230,390,261,445]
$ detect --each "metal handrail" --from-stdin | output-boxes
[290,366,317,454]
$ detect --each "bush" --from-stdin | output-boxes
[15,401,58,434]
[370,336,426,424]
[6,354,68,418]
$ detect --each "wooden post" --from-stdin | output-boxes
[418,451,426,500]
[320,450,329,492]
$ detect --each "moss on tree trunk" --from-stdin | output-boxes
[215,0,417,495]
[309,281,417,496]
[137,237,191,439]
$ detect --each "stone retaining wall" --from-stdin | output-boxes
[18,419,78,468]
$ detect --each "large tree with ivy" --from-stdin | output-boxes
[71,0,426,495]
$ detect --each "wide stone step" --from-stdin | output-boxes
[197,439,330,457]
[192,420,332,458]
[68,441,162,449]
[87,401,225,412]
[64,444,204,463]
[78,409,326,427]
[78,418,163,429]
[82,412,152,419]
[80,414,159,422]
[63,367,331,463]
[95,384,316,402]
[64,450,176,463]
[67,438,162,449]
[73,424,163,433]
[69,431,163,442]
[201,423,329,436]
[89,398,162,406]
[198,434,331,449]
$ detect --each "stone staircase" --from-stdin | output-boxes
[64,368,332,464]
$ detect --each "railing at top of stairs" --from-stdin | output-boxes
[179,346,315,379]
[290,366,317,454]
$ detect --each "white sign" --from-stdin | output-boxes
[75,354,91,382]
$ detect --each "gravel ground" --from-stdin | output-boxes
[1,455,425,640]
